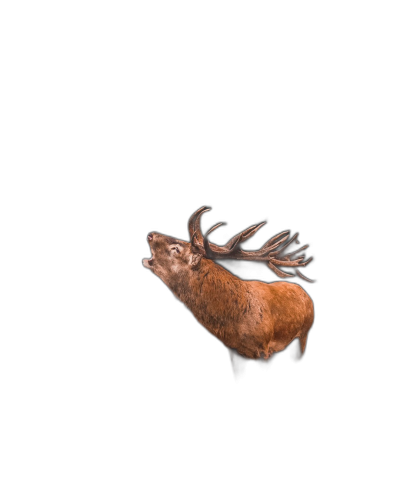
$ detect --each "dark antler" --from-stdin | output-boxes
[188,206,314,282]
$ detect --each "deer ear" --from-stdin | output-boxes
[190,252,202,268]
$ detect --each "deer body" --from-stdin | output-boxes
[143,207,315,360]
[173,257,313,358]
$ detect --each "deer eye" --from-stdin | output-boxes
[172,246,180,254]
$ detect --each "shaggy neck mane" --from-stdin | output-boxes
[170,258,251,341]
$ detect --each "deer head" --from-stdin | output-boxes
[143,206,314,283]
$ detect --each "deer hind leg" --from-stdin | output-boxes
[299,315,313,354]
[299,330,309,354]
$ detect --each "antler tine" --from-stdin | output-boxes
[269,232,299,257]
[259,233,290,253]
[204,232,242,258]
[243,222,266,237]
[190,230,197,247]
[225,221,267,247]
[188,206,211,239]
[189,206,211,252]
[283,244,309,259]
[194,206,211,238]
[264,230,290,248]
[204,222,224,240]
[296,269,315,283]
[267,262,295,278]
[242,224,257,236]
[270,256,307,267]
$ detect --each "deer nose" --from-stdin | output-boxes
[147,233,153,241]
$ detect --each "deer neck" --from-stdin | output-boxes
[174,258,250,340]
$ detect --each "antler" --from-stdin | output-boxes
[188,206,314,282]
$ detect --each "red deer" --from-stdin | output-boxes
[143,207,314,359]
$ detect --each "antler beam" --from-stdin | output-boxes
[188,206,314,282]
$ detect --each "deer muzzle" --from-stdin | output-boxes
[143,233,156,269]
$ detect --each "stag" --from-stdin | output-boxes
[143,207,314,359]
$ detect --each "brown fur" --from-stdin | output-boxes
[143,232,314,359]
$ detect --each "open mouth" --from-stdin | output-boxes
[142,248,154,269]
[142,255,154,268]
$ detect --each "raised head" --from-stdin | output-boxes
[143,206,314,282]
